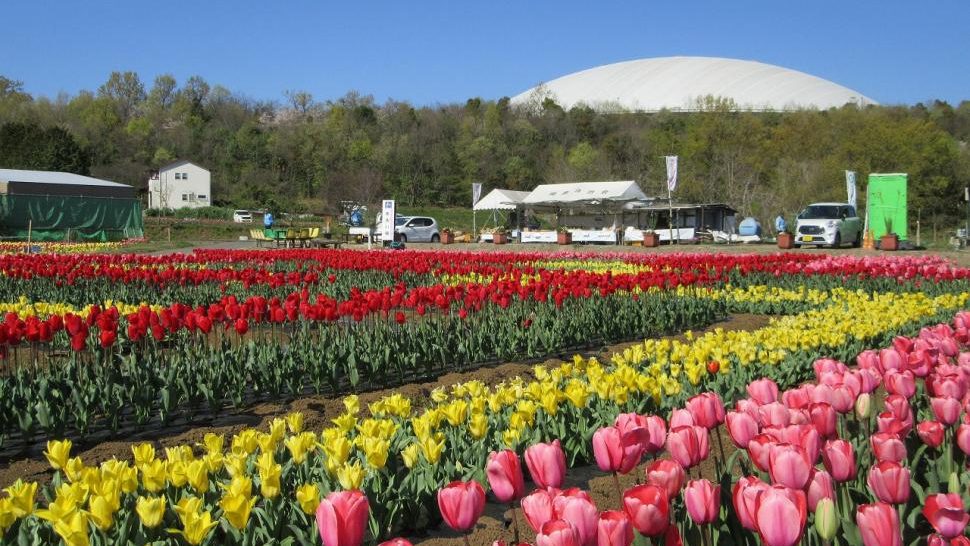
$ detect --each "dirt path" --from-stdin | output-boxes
[0,314,768,489]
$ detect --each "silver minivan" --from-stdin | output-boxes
[394,216,440,243]
[794,202,862,248]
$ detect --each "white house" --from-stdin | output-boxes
[147,160,211,209]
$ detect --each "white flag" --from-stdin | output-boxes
[845,171,857,210]
[665,156,678,193]
[472,183,483,206]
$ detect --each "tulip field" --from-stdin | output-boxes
[2,249,970,546]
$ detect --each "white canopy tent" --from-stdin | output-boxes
[522,181,650,208]
[473,189,530,211]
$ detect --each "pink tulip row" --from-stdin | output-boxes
[311,310,970,546]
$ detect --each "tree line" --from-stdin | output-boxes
[1,72,969,229]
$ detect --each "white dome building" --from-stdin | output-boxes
[511,56,876,112]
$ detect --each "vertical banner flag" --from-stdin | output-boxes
[380,199,396,243]
[472,183,483,207]
[846,170,857,210]
[666,156,678,193]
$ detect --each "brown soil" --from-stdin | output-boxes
[0,314,768,490]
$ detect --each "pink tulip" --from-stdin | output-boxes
[669,409,694,428]
[777,424,820,464]
[747,378,779,405]
[932,397,963,426]
[879,348,905,373]
[866,461,910,505]
[525,440,566,489]
[856,349,881,371]
[556,496,597,546]
[806,469,834,512]
[782,387,811,410]
[747,434,776,473]
[822,439,857,482]
[856,503,901,546]
[957,424,970,455]
[924,493,970,539]
[537,519,580,546]
[487,450,525,503]
[877,412,909,436]
[622,484,669,537]
[814,358,847,377]
[379,539,413,546]
[686,393,725,429]
[759,402,791,428]
[753,486,807,546]
[642,415,667,454]
[551,487,593,515]
[809,384,835,406]
[316,490,370,546]
[726,411,760,448]
[928,366,968,399]
[808,403,837,439]
[917,421,946,448]
[768,443,812,490]
[592,426,644,475]
[871,433,906,464]
[644,458,686,499]
[437,480,486,533]
[521,489,555,532]
[670,426,709,469]
[683,479,719,525]
[596,511,632,546]
[789,408,811,426]
[884,369,916,397]
[732,476,767,531]
[856,368,882,394]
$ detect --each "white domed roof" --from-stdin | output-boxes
[511,56,876,112]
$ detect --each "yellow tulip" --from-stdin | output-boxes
[221,475,254,498]
[296,484,320,515]
[219,490,257,530]
[257,453,282,499]
[332,413,357,433]
[136,496,166,528]
[257,432,278,454]
[269,418,287,443]
[167,461,188,488]
[286,412,305,434]
[131,443,155,467]
[202,433,224,455]
[139,459,167,492]
[401,444,420,469]
[361,437,389,470]
[88,494,115,531]
[419,435,445,464]
[173,496,204,522]
[468,414,488,440]
[44,439,72,471]
[3,480,37,517]
[165,445,194,463]
[343,394,360,415]
[0,498,17,534]
[203,451,224,473]
[224,453,248,478]
[502,428,521,449]
[324,436,352,466]
[64,457,85,483]
[52,510,90,546]
[337,461,365,490]
[168,509,218,545]
[231,429,259,456]
[186,459,210,493]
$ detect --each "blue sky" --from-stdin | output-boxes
[3,0,968,107]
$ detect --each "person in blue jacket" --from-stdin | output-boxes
[264,212,274,229]
[774,213,787,235]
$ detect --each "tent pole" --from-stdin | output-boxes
[668,187,674,245]
[473,210,477,243]
[26,219,32,252]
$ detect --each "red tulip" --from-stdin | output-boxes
[726,411,760,448]
[662,525,683,546]
[866,461,910,504]
[856,503,901,546]
[524,440,566,489]
[924,493,970,539]
[931,397,963,426]
[683,479,719,525]
[537,519,580,546]
[917,421,946,448]
[870,433,906,464]
[233,318,249,335]
[379,540,413,546]
[884,369,916,397]
[316,490,370,546]
[486,450,525,503]
[768,443,812,490]
[957,424,970,455]
[686,392,725,429]
[596,511,633,546]
[732,476,768,531]
[753,486,807,546]
[614,413,663,454]
[622,484,669,537]
[437,480,486,532]
[822,439,857,482]
[666,426,708,469]
[592,426,644,475]
[806,469,834,512]
[747,378,779,405]
[556,496,597,546]
[521,489,555,532]
[394,311,406,325]
[645,459,686,499]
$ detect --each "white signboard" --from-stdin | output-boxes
[472,183,483,206]
[846,170,857,211]
[666,156,678,192]
[571,230,617,243]
[520,231,558,243]
[380,200,396,243]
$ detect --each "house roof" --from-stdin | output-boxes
[473,189,531,211]
[0,168,131,188]
[158,160,209,173]
[522,181,649,207]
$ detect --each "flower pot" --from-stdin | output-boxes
[880,234,899,251]
[642,232,660,247]
[777,232,794,249]
[493,233,508,245]
[441,231,454,244]
[557,232,572,245]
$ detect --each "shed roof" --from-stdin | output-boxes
[522,181,649,206]
[158,160,209,172]
[474,189,531,211]
[0,168,131,188]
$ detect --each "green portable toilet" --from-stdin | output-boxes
[867,173,907,240]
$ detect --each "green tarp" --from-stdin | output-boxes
[0,194,144,242]
[867,173,908,240]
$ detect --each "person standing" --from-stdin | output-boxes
[774,213,787,235]
[264,211,274,230]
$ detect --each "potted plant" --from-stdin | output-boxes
[880,217,899,251]
[777,228,794,249]
[557,226,572,245]
[642,230,660,247]
[440,228,454,244]
[493,228,508,245]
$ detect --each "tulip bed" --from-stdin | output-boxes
[2,250,970,546]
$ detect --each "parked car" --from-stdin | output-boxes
[394,216,440,243]
[233,210,253,223]
[794,202,862,248]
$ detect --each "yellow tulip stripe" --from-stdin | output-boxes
[1,287,966,544]
[0,242,130,255]
[0,297,163,319]
[437,260,656,286]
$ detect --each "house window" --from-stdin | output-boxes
[182,194,188,201]
[174,172,182,180]
[182,172,189,180]
[197,194,207,200]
